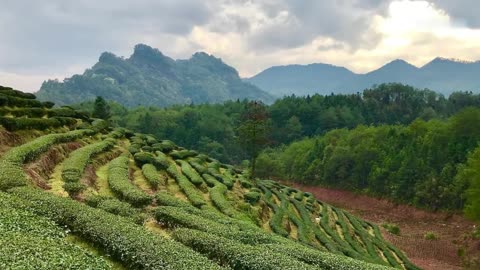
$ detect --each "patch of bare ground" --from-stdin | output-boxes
[288,182,480,270]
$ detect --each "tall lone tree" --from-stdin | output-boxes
[92,96,111,120]
[237,101,270,179]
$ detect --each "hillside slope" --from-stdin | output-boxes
[0,85,418,269]
[36,44,274,107]
[247,58,480,96]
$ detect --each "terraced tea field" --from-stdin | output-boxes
[0,85,420,269]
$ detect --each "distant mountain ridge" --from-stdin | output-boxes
[247,57,480,96]
[37,44,274,107]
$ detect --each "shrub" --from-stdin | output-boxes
[188,159,208,174]
[0,130,91,190]
[244,191,261,204]
[61,139,115,184]
[153,151,169,169]
[91,119,109,132]
[142,164,163,189]
[155,191,193,208]
[166,163,206,207]
[63,182,86,195]
[178,160,204,185]
[155,206,276,245]
[170,149,197,159]
[0,87,36,99]
[152,140,176,152]
[382,223,401,235]
[8,187,223,270]
[0,93,44,107]
[0,117,64,131]
[133,152,155,166]
[172,228,317,270]
[424,232,438,240]
[108,156,152,207]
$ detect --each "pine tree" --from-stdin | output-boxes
[92,96,111,120]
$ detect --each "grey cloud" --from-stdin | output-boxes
[247,0,389,51]
[0,0,212,73]
[430,0,480,28]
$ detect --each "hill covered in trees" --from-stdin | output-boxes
[247,57,480,96]
[73,83,480,165]
[0,85,419,269]
[36,44,273,107]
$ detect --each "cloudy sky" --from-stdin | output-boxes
[1,0,480,92]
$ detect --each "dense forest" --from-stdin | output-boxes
[256,108,480,212]
[73,83,480,164]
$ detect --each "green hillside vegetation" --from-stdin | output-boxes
[256,107,480,212]
[0,85,418,269]
[36,44,273,107]
[71,83,480,165]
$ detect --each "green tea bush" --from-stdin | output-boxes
[244,191,261,204]
[8,187,223,270]
[210,182,237,217]
[0,130,92,190]
[261,243,394,270]
[155,206,276,245]
[170,149,197,159]
[62,139,115,183]
[108,156,152,207]
[91,119,109,132]
[178,160,204,185]
[133,151,155,166]
[142,163,163,189]
[0,93,44,107]
[151,140,176,152]
[173,228,317,270]
[188,159,208,174]
[153,151,169,169]
[166,163,206,207]
[0,192,111,270]
[155,191,193,208]
[0,87,36,99]
[382,223,400,235]
[0,117,64,131]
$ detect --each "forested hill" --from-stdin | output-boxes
[247,57,480,96]
[36,44,274,107]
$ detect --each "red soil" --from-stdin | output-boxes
[288,182,480,270]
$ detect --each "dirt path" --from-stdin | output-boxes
[288,183,479,270]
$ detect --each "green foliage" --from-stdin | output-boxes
[424,232,438,240]
[166,162,206,207]
[8,187,223,270]
[0,129,91,190]
[382,223,401,236]
[0,192,111,270]
[37,44,273,107]
[459,147,480,221]
[244,191,261,204]
[257,108,480,211]
[62,139,115,184]
[85,195,145,224]
[173,228,318,270]
[177,160,204,185]
[107,156,152,207]
[133,151,155,166]
[0,116,75,131]
[170,149,198,159]
[141,163,163,189]
[92,96,111,120]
